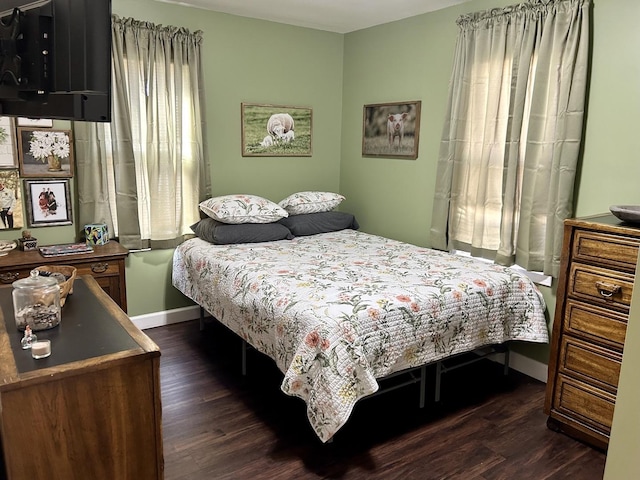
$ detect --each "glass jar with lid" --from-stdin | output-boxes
[13,270,61,331]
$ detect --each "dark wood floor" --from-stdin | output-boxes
[145,320,607,480]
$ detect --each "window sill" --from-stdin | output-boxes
[452,250,552,287]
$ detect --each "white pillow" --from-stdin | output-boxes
[199,194,288,224]
[278,191,345,215]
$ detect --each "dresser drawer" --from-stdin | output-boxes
[564,299,628,349]
[573,230,640,273]
[559,337,622,393]
[568,263,634,310]
[554,374,616,434]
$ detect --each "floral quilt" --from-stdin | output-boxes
[172,230,548,442]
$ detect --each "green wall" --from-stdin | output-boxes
[0,0,638,469]
[341,0,640,231]
[0,0,345,317]
[110,0,345,315]
[340,0,640,364]
[339,0,640,471]
[1,0,638,345]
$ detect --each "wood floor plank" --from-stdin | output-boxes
[145,320,607,479]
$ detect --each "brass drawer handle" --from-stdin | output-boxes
[595,281,621,298]
[0,272,19,284]
[91,262,109,273]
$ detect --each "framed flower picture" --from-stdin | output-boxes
[17,127,74,178]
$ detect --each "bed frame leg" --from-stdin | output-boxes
[199,306,205,331]
[435,361,442,402]
[503,347,510,376]
[241,340,248,376]
[419,365,426,408]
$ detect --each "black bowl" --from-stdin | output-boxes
[610,205,640,224]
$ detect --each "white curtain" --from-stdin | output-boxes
[74,16,210,250]
[430,0,590,277]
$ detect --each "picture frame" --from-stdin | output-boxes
[0,169,24,230]
[24,178,72,227]
[17,127,74,178]
[0,117,18,168]
[241,103,312,157]
[17,117,54,128]
[362,100,422,159]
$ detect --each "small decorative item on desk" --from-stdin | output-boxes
[21,325,37,349]
[12,270,61,331]
[17,230,38,251]
[84,223,109,246]
[31,339,51,359]
[35,265,77,307]
[0,239,16,256]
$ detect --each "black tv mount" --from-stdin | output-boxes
[0,6,51,97]
[0,8,22,86]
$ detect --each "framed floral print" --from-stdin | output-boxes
[17,127,74,178]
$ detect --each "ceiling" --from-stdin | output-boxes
[155,0,471,34]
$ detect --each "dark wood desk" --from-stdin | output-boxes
[0,241,129,312]
[0,276,163,480]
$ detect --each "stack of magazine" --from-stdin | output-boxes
[39,243,94,258]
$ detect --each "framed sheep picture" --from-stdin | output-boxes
[241,103,312,157]
[362,100,421,159]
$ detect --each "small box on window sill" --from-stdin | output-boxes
[17,236,38,251]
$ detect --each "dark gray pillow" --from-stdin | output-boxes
[278,211,359,236]
[191,218,293,244]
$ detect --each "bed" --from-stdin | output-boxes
[172,228,548,442]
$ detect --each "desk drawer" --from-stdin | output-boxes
[559,337,622,392]
[74,260,121,278]
[568,263,634,310]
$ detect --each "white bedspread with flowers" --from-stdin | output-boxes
[172,230,548,442]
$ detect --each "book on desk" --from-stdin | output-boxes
[38,243,94,257]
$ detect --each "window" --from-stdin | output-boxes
[75,16,210,250]
[430,0,590,278]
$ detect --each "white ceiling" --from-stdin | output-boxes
[155,0,471,34]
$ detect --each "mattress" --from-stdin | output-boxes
[172,229,548,442]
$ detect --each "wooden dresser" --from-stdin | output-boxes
[0,241,128,312]
[544,213,639,450]
[0,276,163,479]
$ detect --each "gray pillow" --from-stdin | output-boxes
[278,211,359,236]
[191,218,293,244]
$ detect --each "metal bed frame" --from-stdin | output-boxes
[199,307,510,407]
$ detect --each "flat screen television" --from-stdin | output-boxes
[0,0,111,122]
